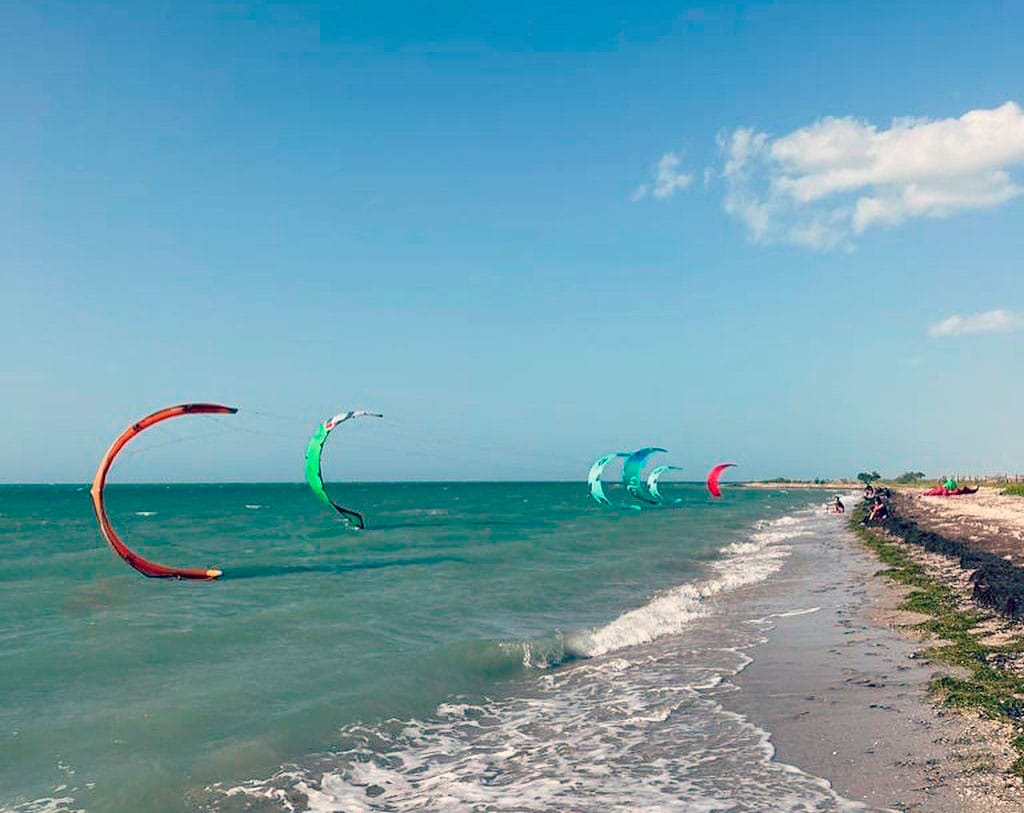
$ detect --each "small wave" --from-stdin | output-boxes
[389,508,448,517]
[747,607,822,624]
[197,503,868,813]
[564,512,811,658]
[203,614,867,813]
[773,606,821,619]
[244,504,263,510]
[0,797,84,813]
[133,511,157,517]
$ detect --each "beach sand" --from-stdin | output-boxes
[722,499,1023,811]
[893,486,1024,564]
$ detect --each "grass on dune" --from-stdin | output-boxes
[852,511,1024,777]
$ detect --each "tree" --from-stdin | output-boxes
[856,471,882,485]
[894,471,927,484]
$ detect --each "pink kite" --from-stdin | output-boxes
[706,463,737,498]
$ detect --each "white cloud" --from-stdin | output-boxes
[928,309,1024,337]
[719,101,1024,249]
[633,152,693,201]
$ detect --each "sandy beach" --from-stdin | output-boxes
[892,486,1024,563]
[723,488,1024,811]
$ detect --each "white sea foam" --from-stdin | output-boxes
[202,505,871,813]
[747,606,823,625]
[209,638,867,813]
[564,511,810,658]
[0,798,83,813]
[132,511,157,517]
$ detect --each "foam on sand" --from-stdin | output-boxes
[202,505,869,812]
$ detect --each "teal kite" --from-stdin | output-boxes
[622,447,666,504]
[646,465,684,503]
[588,452,631,506]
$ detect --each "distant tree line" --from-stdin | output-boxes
[855,470,928,485]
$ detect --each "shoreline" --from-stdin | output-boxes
[739,481,862,490]
[720,490,1024,810]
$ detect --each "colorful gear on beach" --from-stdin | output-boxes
[706,463,737,498]
[90,403,237,580]
[622,448,667,505]
[305,410,383,529]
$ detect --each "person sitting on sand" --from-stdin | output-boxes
[864,484,875,499]
[864,497,888,524]
[833,495,845,514]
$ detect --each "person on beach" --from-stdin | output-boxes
[863,496,888,524]
[833,495,845,514]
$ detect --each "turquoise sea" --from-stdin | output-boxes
[1,483,858,812]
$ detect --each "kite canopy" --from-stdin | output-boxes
[305,410,383,529]
[587,452,630,506]
[90,403,237,580]
[622,447,667,504]
[706,463,737,498]
[646,465,684,502]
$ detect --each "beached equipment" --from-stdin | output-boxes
[587,452,631,506]
[91,403,237,579]
[646,465,684,503]
[706,463,737,498]
[622,447,667,505]
[305,410,383,529]
[923,485,978,497]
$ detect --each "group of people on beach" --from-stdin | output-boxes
[861,484,891,524]
[830,484,892,523]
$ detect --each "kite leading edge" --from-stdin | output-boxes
[706,462,737,498]
[90,403,237,579]
[587,452,630,506]
[305,410,383,529]
[622,447,667,504]
[646,465,684,502]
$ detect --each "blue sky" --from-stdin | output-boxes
[2,0,1022,482]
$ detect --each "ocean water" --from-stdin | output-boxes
[0,483,861,812]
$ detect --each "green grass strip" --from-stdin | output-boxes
[851,510,1024,777]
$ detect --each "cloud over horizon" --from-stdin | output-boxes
[632,152,693,201]
[718,101,1024,249]
[928,308,1024,337]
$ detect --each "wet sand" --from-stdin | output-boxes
[723,508,1020,811]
